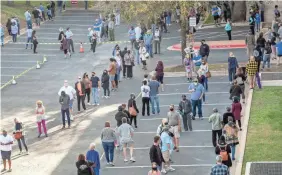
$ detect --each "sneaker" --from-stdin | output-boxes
[7,169,12,172]
[168,167,175,172]
[96,104,100,106]
[110,162,115,166]
[124,159,128,162]
[161,169,167,174]
[61,126,65,129]
[19,151,22,155]
[1,169,6,172]
[106,162,110,165]
[87,103,91,105]
[102,96,105,98]
[130,157,136,162]
[38,133,41,138]
[26,151,29,155]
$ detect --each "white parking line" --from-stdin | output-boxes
[1,74,25,77]
[159,92,228,96]
[159,103,231,107]
[25,32,86,36]
[1,67,31,69]
[165,82,229,86]
[35,27,87,31]
[2,48,60,51]
[44,23,91,27]
[134,145,213,150]
[134,130,211,134]
[106,164,214,169]
[1,54,56,56]
[140,117,209,121]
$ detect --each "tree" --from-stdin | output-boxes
[231,1,247,22]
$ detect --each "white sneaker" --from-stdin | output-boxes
[161,169,167,174]
[168,167,175,172]
[87,103,91,105]
[26,151,29,155]
[102,96,105,98]
[130,157,136,162]
[96,103,100,106]
[124,159,128,162]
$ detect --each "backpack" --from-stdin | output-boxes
[219,146,228,161]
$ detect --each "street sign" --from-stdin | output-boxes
[189,17,196,27]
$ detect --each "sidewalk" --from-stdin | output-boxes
[168,40,246,51]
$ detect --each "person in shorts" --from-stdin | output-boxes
[167,105,181,152]
[117,117,135,162]
[160,126,175,173]
[0,130,13,172]
[108,58,117,91]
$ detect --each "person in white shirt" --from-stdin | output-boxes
[115,52,122,82]
[26,28,33,49]
[135,24,142,41]
[139,42,148,70]
[65,27,74,53]
[0,130,13,172]
[141,80,150,116]
[197,60,209,91]
[58,80,76,120]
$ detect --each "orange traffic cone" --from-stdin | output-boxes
[79,42,84,53]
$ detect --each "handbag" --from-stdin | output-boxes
[206,71,211,78]
[129,100,137,116]
[14,132,22,140]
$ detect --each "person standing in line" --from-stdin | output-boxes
[128,93,139,128]
[178,95,192,131]
[256,32,266,55]
[167,105,181,152]
[262,41,272,70]
[101,121,116,166]
[26,28,33,49]
[35,100,48,137]
[276,37,282,65]
[232,97,242,131]
[227,52,239,84]
[120,47,128,78]
[13,118,28,155]
[148,162,162,175]
[82,73,91,105]
[100,18,108,42]
[32,7,40,27]
[115,106,128,128]
[66,27,74,53]
[274,5,280,19]
[246,56,258,89]
[0,24,4,47]
[215,136,232,169]
[223,107,235,126]
[121,104,131,124]
[0,130,13,173]
[24,10,32,27]
[140,41,148,70]
[62,35,71,58]
[86,143,100,175]
[192,50,202,73]
[223,116,239,161]
[211,5,220,26]
[59,91,71,129]
[88,28,94,44]
[128,26,136,50]
[114,6,120,26]
[149,136,165,172]
[134,40,140,65]
[208,108,223,147]
[11,22,18,43]
[47,6,53,21]
[199,40,210,62]
[75,77,86,112]
[249,11,255,35]
[245,30,255,58]
[108,58,117,91]
[259,2,265,22]
[155,61,164,91]
[141,80,150,116]
[255,11,261,33]
[144,30,154,58]
[90,72,100,105]
[135,24,142,41]
[58,80,76,120]
[184,54,194,82]
[114,52,122,84]
[188,78,205,120]
[84,0,88,10]
[6,19,12,36]
[124,50,134,79]
[198,59,209,91]
[76,154,93,175]
[50,1,56,18]
[210,156,230,175]
[225,18,232,40]
[234,68,246,103]
[117,117,136,162]
[32,30,38,54]
[229,80,242,101]
[153,27,161,54]
[101,70,110,98]
[149,76,161,115]
[39,3,46,21]
[91,32,97,53]
[160,126,175,173]
[93,19,102,43]
[108,18,115,41]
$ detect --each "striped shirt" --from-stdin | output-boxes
[246,60,258,76]
[101,127,116,142]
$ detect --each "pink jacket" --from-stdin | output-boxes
[232,102,242,120]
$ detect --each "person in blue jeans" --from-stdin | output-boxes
[227,52,239,84]
[90,72,100,105]
[101,121,116,166]
[149,76,160,115]
[0,24,4,47]
[144,30,153,58]
[59,91,71,129]
[26,28,33,49]
[255,12,261,32]
[134,40,140,65]
[188,78,205,120]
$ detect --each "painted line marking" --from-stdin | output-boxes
[100,152,105,161]
[159,92,228,96]
[140,117,209,121]
[8,41,130,45]
[2,48,61,51]
[44,23,92,27]
[133,146,213,150]
[1,54,56,56]
[1,61,38,63]
[159,103,231,107]
[165,82,229,86]
[1,67,33,69]
[135,130,211,134]
[106,164,214,169]
[1,74,25,77]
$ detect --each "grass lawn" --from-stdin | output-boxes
[204,13,213,24]
[241,86,282,174]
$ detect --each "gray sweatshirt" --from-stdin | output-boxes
[178,99,192,113]
[59,94,70,110]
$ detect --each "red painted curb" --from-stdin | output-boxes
[171,43,246,51]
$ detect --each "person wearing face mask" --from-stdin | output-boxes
[58,80,76,120]
[188,78,205,120]
[154,27,162,54]
[148,162,161,175]
[178,95,193,131]
[198,59,209,91]
[167,105,181,152]
[199,40,210,62]
[0,130,13,173]
[75,77,86,112]
[149,136,165,172]
[101,70,110,98]
[90,72,101,105]
[124,50,135,79]
[59,91,71,129]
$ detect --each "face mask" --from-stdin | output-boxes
[169,108,174,111]
[194,82,198,86]
[182,98,186,101]
[152,167,158,171]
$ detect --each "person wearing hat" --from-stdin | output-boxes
[75,77,86,112]
[210,155,229,175]
[93,19,102,43]
[144,29,153,58]
[188,78,205,120]
[215,136,232,168]
[65,27,74,53]
[58,80,76,120]
[208,108,223,147]
[0,130,14,172]
[160,125,175,173]
[178,95,193,131]
[199,39,210,62]
[227,52,239,84]
[35,100,48,137]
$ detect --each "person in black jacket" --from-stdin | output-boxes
[76,154,94,175]
[120,47,128,78]
[215,135,232,169]
[115,106,127,127]
[101,70,110,98]
[149,136,165,171]
[229,80,242,101]
[199,40,210,62]
[75,76,86,112]
[222,107,235,126]
[128,93,139,128]
[121,103,131,124]
[234,67,246,103]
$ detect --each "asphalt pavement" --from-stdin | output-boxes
[0,9,246,175]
